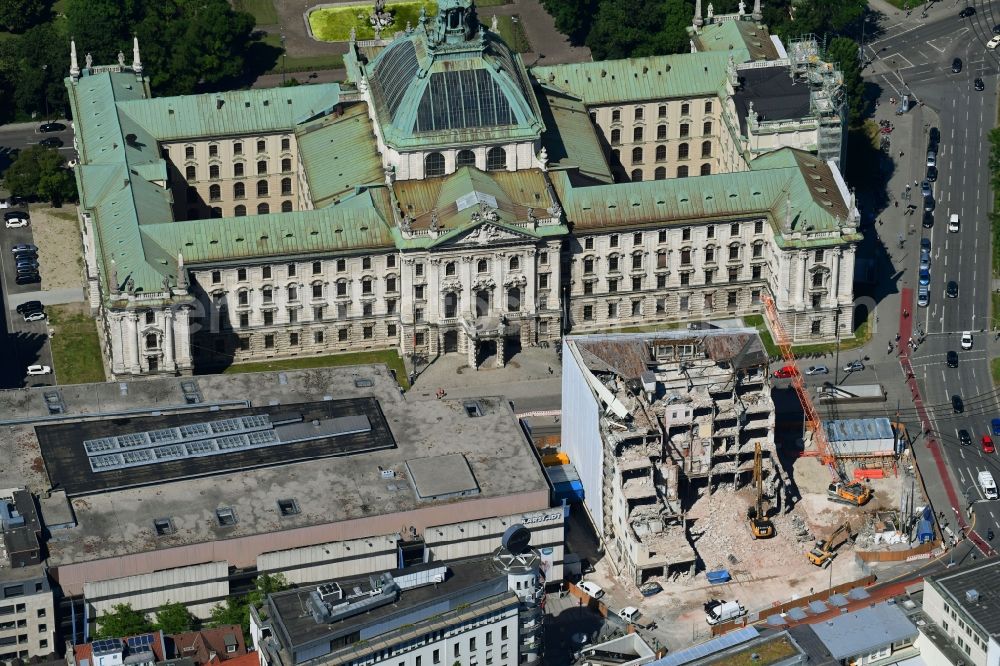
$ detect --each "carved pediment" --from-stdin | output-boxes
[451,222,531,247]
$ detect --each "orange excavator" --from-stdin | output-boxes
[747,443,775,539]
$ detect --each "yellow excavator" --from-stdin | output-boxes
[827,480,872,507]
[747,443,775,539]
[807,522,853,567]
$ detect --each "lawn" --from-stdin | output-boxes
[744,312,872,358]
[48,305,105,385]
[309,1,437,41]
[495,15,530,53]
[223,349,409,389]
[234,0,278,24]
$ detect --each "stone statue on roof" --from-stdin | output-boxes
[538,146,548,169]
[110,259,120,294]
[707,3,714,21]
[85,52,92,69]
[738,0,745,15]
[491,14,498,31]
[125,275,135,293]
[349,26,356,42]
[430,208,440,232]
[117,51,125,67]
[163,275,171,293]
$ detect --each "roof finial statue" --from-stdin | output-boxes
[491,14,498,32]
[690,38,697,53]
[430,208,440,232]
[117,50,125,67]
[538,146,548,170]
[70,39,80,82]
[707,3,714,22]
[176,252,188,290]
[693,0,703,28]
[85,52,92,69]
[349,26,356,42]
[110,259,120,295]
[738,0,745,16]
[132,36,143,77]
[752,0,762,21]
[784,192,792,230]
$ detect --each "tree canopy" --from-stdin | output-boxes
[94,604,154,639]
[826,37,866,125]
[154,601,198,635]
[3,145,77,206]
[209,573,288,643]
[0,0,48,33]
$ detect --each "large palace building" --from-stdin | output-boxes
[67,0,858,378]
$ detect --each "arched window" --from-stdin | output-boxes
[703,121,713,136]
[235,205,246,217]
[257,160,267,175]
[281,177,292,195]
[611,128,621,145]
[631,169,643,182]
[443,291,458,318]
[677,165,689,178]
[654,167,666,180]
[281,200,293,212]
[700,163,712,176]
[185,165,196,181]
[425,152,445,177]
[656,124,667,140]
[509,256,519,271]
[281,158,291,172]
[678,143,689,159]
[456,150,476,167]
[210,206,222,218]
[477,259,488,273]
[633,127,643,142]
[256,139,266,153]
[701,140,712,158]
[234,162,245,177]
[234,182,245,198]
[655,145,666,162]
[209,164,220,179]
[486,146,506,171]
[258,202,270,214]
[507,287,521,312]
[446,261,456,276]
[209,184,221,201]
[257,180,268,196]
[145,333,158,349]
[631,147,642,164]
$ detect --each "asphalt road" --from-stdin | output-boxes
[867,0,1000,546]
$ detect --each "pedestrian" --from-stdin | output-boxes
[894,201,899,208]
[899,150,905,158]
[904,309,909,318]
[896,333,901,342]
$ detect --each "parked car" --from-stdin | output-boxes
[39,122,66,133]
[947,351,959,368]
[4,213,29,229]
[917,285,930,307]
[919,267,931,285]
[26,364,51,376]
[10,243,37,254]
[989,36,1000,50]
[921,237,931,251]
[993,23,1000,34]
[960,6,976,17]
[15,300,42,314]
[772,365,797,379]
[946,281,959,298]
[22,310,46,322]
[843,360,864,373]
[578,581,604,599]
[920,255,931,271]
[924,195,935,212]
[983,435,995,454]
[962,331,973,350]
[926,151,937,168]
[991,419,1000,437]
[39,136,63,148]
[959,429,973,446]
[805,365,829,375]
[922,211,934,228]
[921,180,932,197]
[639,582,663,597]
[14,273,40,285]
[929,127,941,145]
[926,166,938,183]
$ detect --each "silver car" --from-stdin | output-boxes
[805,365,830,375]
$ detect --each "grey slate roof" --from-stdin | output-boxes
[809,603,917,660]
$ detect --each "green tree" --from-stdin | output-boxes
[0,0,48,33]
[94,604,154,639]
[538,0,598,44]
[247,573,288,609]
[3,146,77,206]
[209,597,249,641]
[154,601,198,634]
[586,0,692,60]
[826,37,866,125]
[9,24,70,118]
[65,0,132,64]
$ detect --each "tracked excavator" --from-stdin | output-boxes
[807,522,853,567]
[747,443,775,539]
[827,480,872,507]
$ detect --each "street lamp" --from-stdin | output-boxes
[280,33,287,85]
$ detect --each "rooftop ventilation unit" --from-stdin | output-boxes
[966,589,980,603]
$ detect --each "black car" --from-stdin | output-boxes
[994,24,1000,34]
[922,211,934,228]
[39,122,65,133]
[960,6,976,17]
[929,127,940,145]
[959,429,973,446]
[15,300,42,314]
[947,350,959,368]
[14,273,40,285]
[946,281,959,298]
[39,137,63,148]
[953,395,964,413]
[952,58,963,73]
[975,78,985,91]
[3,211,29,222]
[926,166,938,182]
[13,250,37,261]
[924,195,935,212]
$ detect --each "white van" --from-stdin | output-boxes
[949,214,960,232]
[618,606,657,629]
[979,471,998,500]
[705,599,747,625]
[578,581,605,599]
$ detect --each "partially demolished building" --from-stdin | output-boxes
[561,330,778,585]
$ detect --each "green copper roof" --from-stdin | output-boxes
[115,84,341,141]
[349,4,544,151]
[296,102,386,208]
[552,147,858,246]
[693,20,780,61]
[536,85,613,183]
[532,51,744,106]
[140,190,393,265]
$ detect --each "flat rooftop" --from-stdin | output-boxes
[0,367,548,567]
[271,559,505,650]
[808,603,916,660]
[36,398,396,497]
[733,65,812,133]
[927,557,1000,637]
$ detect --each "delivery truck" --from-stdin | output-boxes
[704,599,746,625]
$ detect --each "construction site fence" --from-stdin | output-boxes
[856,539,942,563]
[709,574,877,636]
[566,582,610,618]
